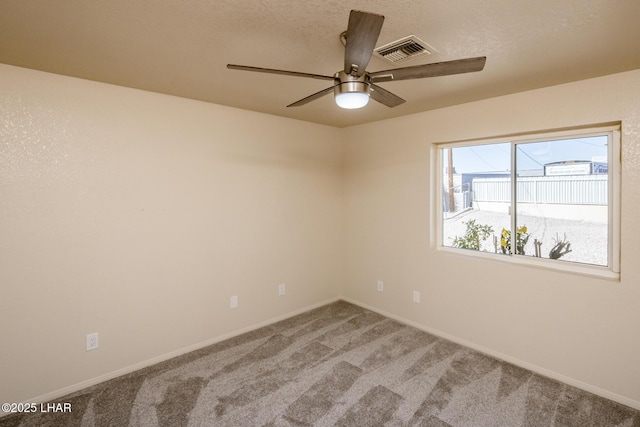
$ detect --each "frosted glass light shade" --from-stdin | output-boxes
[335,92,370,109]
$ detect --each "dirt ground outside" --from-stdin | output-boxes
[442,208,608,266]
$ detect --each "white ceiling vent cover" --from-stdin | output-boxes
[374,35,436,64]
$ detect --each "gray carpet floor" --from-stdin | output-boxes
[1,300,639,426]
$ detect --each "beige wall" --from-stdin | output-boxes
[0,64,343,403]
[2,62,640,410]
[343,69,640,408]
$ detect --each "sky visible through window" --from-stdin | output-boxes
[446,136,608,174]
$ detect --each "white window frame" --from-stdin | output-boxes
[432,123,621,280]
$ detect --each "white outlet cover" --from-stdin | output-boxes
[86,332,99,351]
[413,291,421,303]
[278,283,286,296]
[377,280,383,292]
[230,295,238,309]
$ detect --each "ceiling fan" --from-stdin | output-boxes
[227,10,486,110]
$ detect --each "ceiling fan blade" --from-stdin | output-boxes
[287,86,335,107]
[369,83,406,107]
[344,10,384,76]
[369,56,487,83]
[227,64,335,81]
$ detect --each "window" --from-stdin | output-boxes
[435,124,620,278]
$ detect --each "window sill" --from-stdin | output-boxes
[437,246,620,282]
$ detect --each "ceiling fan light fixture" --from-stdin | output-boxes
[335,91,370,109]
[334,72,370,109]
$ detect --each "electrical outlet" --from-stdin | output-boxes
[278,283,286,296]
[412,291,421,303]
[377,280,383,292]
[86,333,99,351]
[230,295,238,309]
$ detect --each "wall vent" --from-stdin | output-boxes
[374,35,435,64]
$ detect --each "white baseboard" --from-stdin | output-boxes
[340,296,640,411]
[16,297,340,411]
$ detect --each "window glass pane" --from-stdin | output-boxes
[438,126,618,276]
[441,143,511,253]
[515,136,608,266]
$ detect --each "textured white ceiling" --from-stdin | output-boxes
[1,0,639,127]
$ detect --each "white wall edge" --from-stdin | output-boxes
[14,297,340,412]
[339,296,640,411]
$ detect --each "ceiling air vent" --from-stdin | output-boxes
[374,35,435,64]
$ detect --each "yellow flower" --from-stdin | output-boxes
[501,229,509,238]
[500,237,506,247]
[518,226,528,234]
